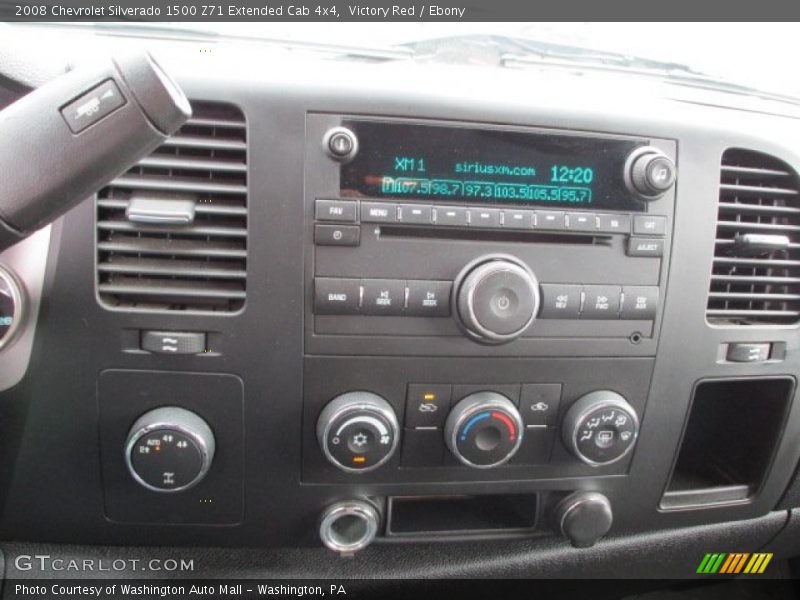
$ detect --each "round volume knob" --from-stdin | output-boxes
[562,391,639,467]
[455,255,540,344]
[323,126,358,162]
[625,147,676,200]
[317,391,399,473]
[125,407,215,493]
[445,391,524,468]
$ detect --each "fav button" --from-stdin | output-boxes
[405,384,453,428]
[582,285,622,319]
[315,199,358,223]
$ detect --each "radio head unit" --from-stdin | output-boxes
[305,114,676,358]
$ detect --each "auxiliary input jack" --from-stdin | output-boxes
[319,500,380,556]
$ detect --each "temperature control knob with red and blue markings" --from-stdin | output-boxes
[445,392,524,468]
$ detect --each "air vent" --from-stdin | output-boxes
[707,149,800,325]
[96,102,247,312]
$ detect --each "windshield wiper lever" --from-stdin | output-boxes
[0,51,191,251]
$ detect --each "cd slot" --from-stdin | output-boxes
[379,225,608,245]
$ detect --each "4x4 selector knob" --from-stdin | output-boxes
[625,146,676,200]
[317,391,399,473]
[454,255,540,344]
[445,392,524,468]
[125,407,216,493]
[562,391,639,467]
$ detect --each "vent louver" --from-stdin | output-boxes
[707,149,800,325]
[96,102,247,312]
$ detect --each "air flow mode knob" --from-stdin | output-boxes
[562,391,639,467]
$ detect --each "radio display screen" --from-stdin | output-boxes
[340,120,648,212]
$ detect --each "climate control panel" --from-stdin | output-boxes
[311,376,642,478]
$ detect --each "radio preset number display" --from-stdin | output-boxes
[340,120,649,212]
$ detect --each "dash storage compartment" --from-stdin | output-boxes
[662,377,794,509]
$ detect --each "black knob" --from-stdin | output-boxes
[125,407,215,493]
[445,392,524,468]
[562,391,639,467]
[323,127,358,162]
[555,491,613,548]
[625,147,676,199]
[455,255,540,344]
[317,391,399,473]
[0,265,24,351]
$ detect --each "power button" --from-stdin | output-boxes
[324,127,358,162]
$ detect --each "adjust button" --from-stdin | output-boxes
[315,199,357,223]
[627,237,664,257]
[582,285,622,319]
[539,284,582,319]
[314,224,360,246]
[362,279,405,315]
[314,278,360,315]
[406,384,452,429]
[406,280,452,317]
[620,286,659,320]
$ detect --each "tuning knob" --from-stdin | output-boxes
[555,491,613,548]
[445,391,524,468]
[625,147,676,200]
[562,391,639,467]
[317,391,399,473]
[454,255,540,344]
[125,407,215,493]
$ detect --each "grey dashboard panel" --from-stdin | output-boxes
[0,38,800,573]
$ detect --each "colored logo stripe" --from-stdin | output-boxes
[697,553,773,574]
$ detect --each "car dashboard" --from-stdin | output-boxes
[2,30,800,581]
